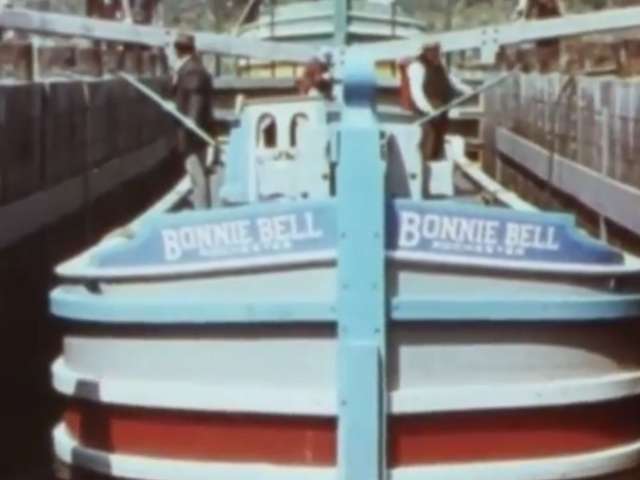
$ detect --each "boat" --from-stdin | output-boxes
[46,3,640,480]
[49,48,640,480]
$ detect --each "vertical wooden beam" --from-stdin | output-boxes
[0,83,6,204]
[576,77,585,169]
[30,36,40,81]
[599,105,609,242]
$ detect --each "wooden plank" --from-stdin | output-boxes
[3,83,42,201]
[633,83,640,186]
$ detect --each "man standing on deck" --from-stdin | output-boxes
[173,33,214,209]
[401,42,473,162]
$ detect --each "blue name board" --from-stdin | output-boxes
[91,201,623,276]
[389,201,623,266]
[97,203,337,271]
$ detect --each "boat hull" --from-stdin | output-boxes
[52,318,640,479]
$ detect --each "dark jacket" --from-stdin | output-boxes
[398,57,456,115]
[422,61,455,110]
[174,55,214,156]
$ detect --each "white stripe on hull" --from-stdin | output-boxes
[55,324,640,414]
[53,358,640,415]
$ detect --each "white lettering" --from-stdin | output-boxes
[519,224,536,249]
[179,227,197,250]
[212,223,231,246]
[258,217,274,243]
[458,218,477,244]
[399,211,421,248]
[159,212,326,263]
[237,220,251,245]
[484,221,499,245]
[440,216,459,242]
[399,212,564,258]
[505,222,560,252]
[304,212,323,240]
[162,230,182,261]
[544,227,560,250]
[274,215,289,241]
[422,214,440,239]
[195,225,214,250]
[505,222,521,247]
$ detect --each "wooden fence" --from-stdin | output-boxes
[484,71,640,244]
[0,37,177,247]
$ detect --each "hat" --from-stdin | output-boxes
[420,42,441,56]
[174,32,195,50]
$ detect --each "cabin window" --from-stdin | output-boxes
[257,114,277,149]
[290,113,309,148]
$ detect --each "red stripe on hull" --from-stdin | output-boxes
[65,397,640,467]
[393,402,640,466]
[65,405,335,465]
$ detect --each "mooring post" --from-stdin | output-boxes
[336,51,387,480]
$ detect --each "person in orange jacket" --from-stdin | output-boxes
[297,49,333,99]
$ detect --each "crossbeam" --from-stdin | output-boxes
[356,6,640,61]
[4,5,640,65]
[0,7,316,62]
[194,31,315,63]
[0,8,168,46]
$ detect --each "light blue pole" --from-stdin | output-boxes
[336,50,387,480]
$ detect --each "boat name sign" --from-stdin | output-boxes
[93,201,622,275]
[390,202,620,265]
[397,209,560,258]
[161,211,325,262]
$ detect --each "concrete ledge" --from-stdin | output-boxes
[496,128,640,237]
